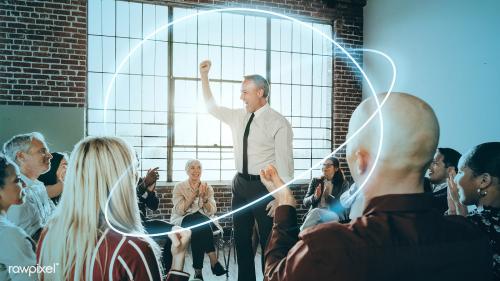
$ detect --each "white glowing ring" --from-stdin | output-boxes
[103,8,396,237]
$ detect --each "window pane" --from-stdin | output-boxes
[116,1,129,37]
[102,0,115,36]
[156,6,168,41]
[198,114,220,145]
[129,2,142,38]
[102,37,115,73]
[88,0,102,35]
[174,113,196,145]
[143,4,156,39]
[88,35,102,72]
[173,43,197,78]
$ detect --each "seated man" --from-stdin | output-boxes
[260,93,492,280]
[427,147,462,213]
[3,132,56,241]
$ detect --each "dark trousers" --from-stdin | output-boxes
[143,219,173,273]
[232,174,273,281]
[181,211,216,269]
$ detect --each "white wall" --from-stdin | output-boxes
[363,0,500,153]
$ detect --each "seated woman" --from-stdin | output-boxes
[38,152,67,205]
[0,155,37,281]
[37,137,164,280]
[447,142,500,279]
[171,159,227,280]
[301,156,350,230]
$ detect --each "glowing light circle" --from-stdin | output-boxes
[102,8,397,237]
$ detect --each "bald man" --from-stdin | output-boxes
[260,93,492,281]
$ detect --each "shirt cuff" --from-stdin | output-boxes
[167,270,190,278]
[274,205,298,228]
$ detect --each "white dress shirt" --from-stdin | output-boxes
[0,213,37,281]
[7,174,55,237]
[207,99,294,182]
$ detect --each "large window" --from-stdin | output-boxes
[87,0,333,181]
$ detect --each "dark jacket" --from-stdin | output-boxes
[136,179,160,222]
[303,177,350,219]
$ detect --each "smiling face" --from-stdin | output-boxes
[455,157,483,205]
[428,151,448,184]
[186,161,202,182]
[240,79,265,113]
[19,138,53,177]
[322,159,338,180]
[0,164,24,211]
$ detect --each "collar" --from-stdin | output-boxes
[20,173,42,188]
[252,103,269,119]
[362,193,436,216]
[431,181,448,193]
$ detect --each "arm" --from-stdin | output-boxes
[45,181,63,198]
[140,185,160,212]
[166,227,191,281]
[303,178,320,209]
[199,60,238,125]
[172,183,197,216]
[274,122,294,183]
[119,239,163,281]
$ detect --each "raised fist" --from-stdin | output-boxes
[199,60,212,76]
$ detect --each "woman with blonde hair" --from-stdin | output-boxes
[37,137,163,280]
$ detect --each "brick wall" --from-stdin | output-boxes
[0,0,87,107]
[1,0,364,230]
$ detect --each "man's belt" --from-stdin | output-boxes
[238,172,261,181]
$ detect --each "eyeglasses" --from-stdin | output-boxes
[322,163,334,167]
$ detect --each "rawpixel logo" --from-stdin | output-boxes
[8,263,59,276]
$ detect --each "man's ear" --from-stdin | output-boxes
[16,151,25,163]
[258,88,264,98]
[355,149,369,177]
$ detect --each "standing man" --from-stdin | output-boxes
[199,60,294,281]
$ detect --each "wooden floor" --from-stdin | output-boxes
[181,247,264,281]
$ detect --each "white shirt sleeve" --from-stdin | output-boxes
[6,203,40,238]
[274,120,294,183]
[0,227,37,281]
[206,97,240,126]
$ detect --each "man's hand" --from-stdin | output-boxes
[447,170,460,203]
[266,199,278,217]
[56,160,67,182]
[199,60,211,78]
[143,167,159,188]
[168,226,192,271]
[260,165,296,207]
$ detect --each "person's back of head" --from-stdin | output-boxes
[38,136,152,279]
[346,92,439,201]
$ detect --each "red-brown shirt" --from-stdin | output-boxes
[37,228,162,281]
[265,193,493,281]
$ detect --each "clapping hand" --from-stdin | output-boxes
[260,165,296,207]
[144,167,159,188]
[168,226,191,271]
[198,182,208,200]
[266,199,277,217]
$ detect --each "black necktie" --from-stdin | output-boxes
[243,113,255,175]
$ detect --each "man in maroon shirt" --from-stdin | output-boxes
[260,93,492,281]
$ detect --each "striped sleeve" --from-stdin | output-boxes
[114,238,162,281]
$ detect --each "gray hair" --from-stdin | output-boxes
[3,132,46,164]
[185,159,202,172]
[243,74,269,98]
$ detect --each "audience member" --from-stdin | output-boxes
[427,147,462,213]
[447,142,500,278]
[339,182,365,220]
[0,155,37,281]
[137,167,174,273]
[38,152,67,205]
[3,132,55,241]
[37,137,163,280]
[301,156,350,230]
[171,159,227,280]
[259,93,492,281]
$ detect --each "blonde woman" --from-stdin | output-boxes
[37,137,164,280]
[171,159,227,280]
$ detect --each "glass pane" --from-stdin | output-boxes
[174,80,197,113]
[174,113,196,145]
[244,16,255,49]
[280,52,291,84]
[143,4,156,39]
[312,55,322,86]
[155,5,168,41]
[291,85,300,116]
[88,72,103,109]
[254,17,267,50]
[143,40,154,75]
[300,86,311,117]
[221,47,244,81]
[102,37,115,73]
[208,12,221,45]
[154,76,168,111]
[292,21,301,53]
[270,19,280,51]
[301,23,312,54]
[129,39,142,75]
[101,0,115,36]
[142,76,155,110]
[173,8,197,43]
[198,114,220,145]
[155,41,168,76]
[198,45,221,79]
[281,20,292,52]
[116,74,130,110]
[173,43,197,78]
[129,2,142,38]
[301,54,312,85]
[130,75,141,110]
[143,124,167,137]
[116,1,129,37]
[88,0,102,35]
[116,37,130,73]
[88,35,102,72]
[270,84,280,112]
[270,51,280,83]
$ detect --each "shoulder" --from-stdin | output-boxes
[174,181,188,190]
[300,221,364,249]
[0,221,29,241]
